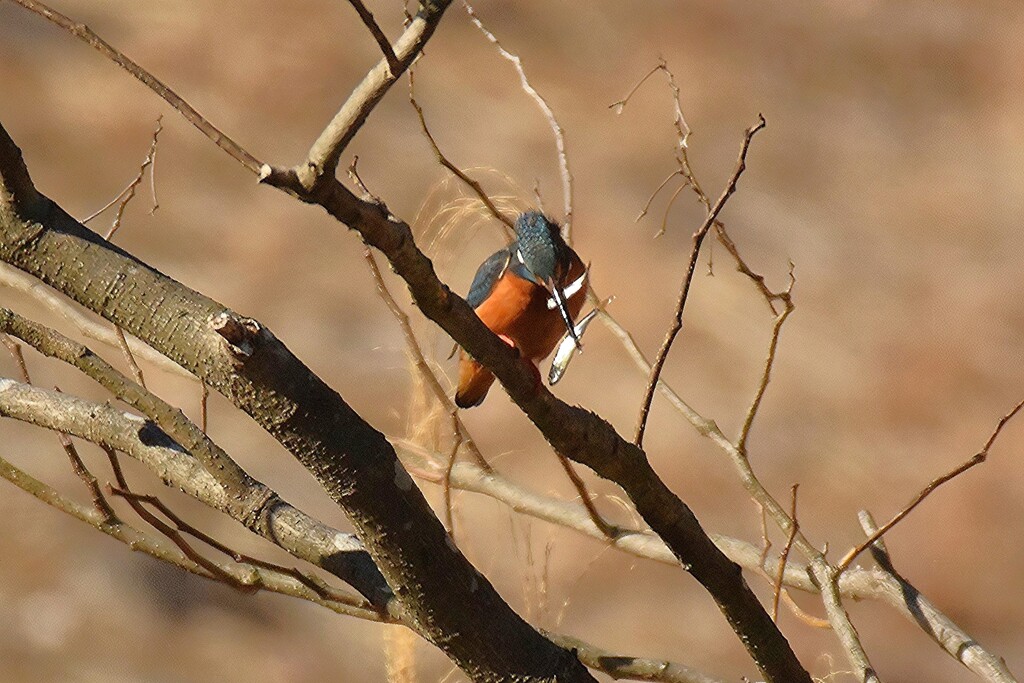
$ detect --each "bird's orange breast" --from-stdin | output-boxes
[473,255,587,361]
[455,254,587,408]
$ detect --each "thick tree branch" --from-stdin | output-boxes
[0,378,390,607]
[295,0,452,188]
[0,122,594,682]
[858,511,1017,683]
[0,452,383,622]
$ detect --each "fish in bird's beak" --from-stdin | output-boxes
[549,308,600,385]
[544,276,582,351]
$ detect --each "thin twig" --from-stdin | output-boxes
[360,248,491,472]
[8,0,262,173]
[408,71,515,231]
[636,170,683,222]
[463,0,573,242]
[200,380,209,432]
[443,413,463,537]
[57,431,118,523]
[838,397,1024,572]
[757,504,772,569]
[713,224,786,315]
[555,453,622,540]
[609,63,664,114]
[771,484,799,622]
[656,180,689,239]
[346,0,400,73]
[634,115,766,447]
[113,325,146,388]
[82,115,163,235]
[737,266,795,453]
[1,332,31,383]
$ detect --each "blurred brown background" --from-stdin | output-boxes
[1,1,1022,681]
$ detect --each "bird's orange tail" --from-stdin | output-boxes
[455,355,496,408]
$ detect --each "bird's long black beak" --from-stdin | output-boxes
[546,277,582,351]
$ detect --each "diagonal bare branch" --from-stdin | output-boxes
[839,397,1024,572]
[0,373,390,607]
[294,1,453,188]
[634,115,766,448]
[6,0,262,174]
[345,0,400,73]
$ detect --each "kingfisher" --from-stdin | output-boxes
[455,211,589,408]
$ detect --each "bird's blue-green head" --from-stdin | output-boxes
[513,211,570,287]
[513,212,582,349]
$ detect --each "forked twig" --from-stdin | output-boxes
[635,170,683,222]
[82,115,162,235]
[737,266,795,453]
[58,432,118,523]
[105,443,361,605]
[634,115,766,447]
[838,397,1024,571]
[408,71,515,232]
[102,445,254,588]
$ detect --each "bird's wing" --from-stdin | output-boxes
[466,248,512,308]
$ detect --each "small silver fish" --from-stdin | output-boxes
[548,307,600,385]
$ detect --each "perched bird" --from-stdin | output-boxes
[455,211,588,408]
